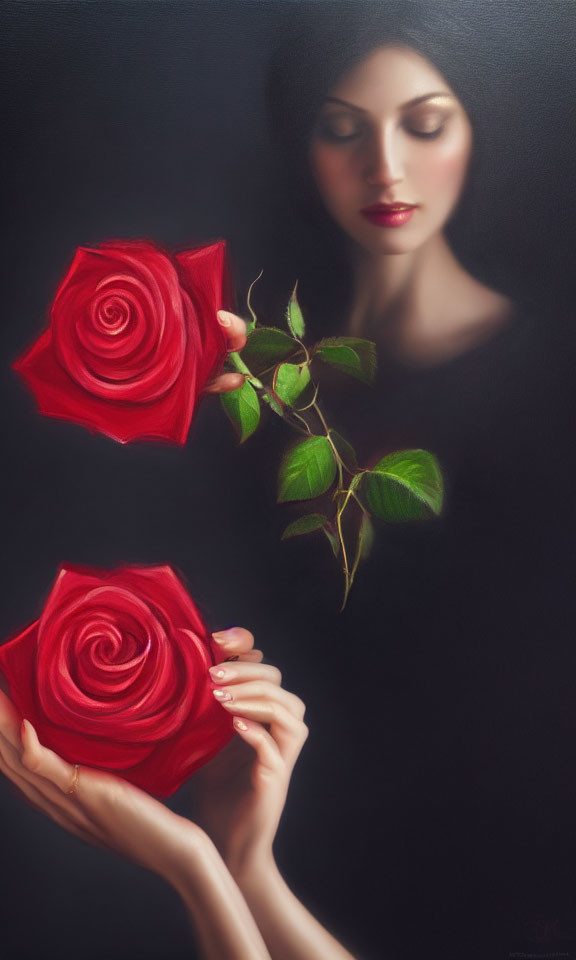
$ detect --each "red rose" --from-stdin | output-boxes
[0,565,234,797]
[14,240,231,445]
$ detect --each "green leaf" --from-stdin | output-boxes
[241,327,299,374]
[328,429,358,472]
[344,513,375,608]
[273,363,311,407]
[220,380,261,443]
[261,391,283,417]
[316,345,362,380]
[286,281,305,338]
[359,449,443,521]
[357,513,375,561]
[281,513,328,539]
[314,337,377,385]
[278,436,337,502]
[322,524,340,558]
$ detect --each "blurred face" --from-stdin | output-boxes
[309,45,473,256]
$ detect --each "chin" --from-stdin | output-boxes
[354,215,452,257]
[356,232,427,257]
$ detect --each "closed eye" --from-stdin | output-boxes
[321,129,363,143]
[404,108,452,140]
[314,114,364,143]
[406,125,445,140]
[315,110,450,143]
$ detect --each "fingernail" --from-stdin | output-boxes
[212,632,227,645]
[20,719,28,740]
[209,666,228,681]
[213,689,233,702]
[234,719,248,732]
[217,310,232,327]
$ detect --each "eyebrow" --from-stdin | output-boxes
[323,92,453,112]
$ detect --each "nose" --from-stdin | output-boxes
[363,127,404,189]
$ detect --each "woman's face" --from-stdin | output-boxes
[309,45,473,257]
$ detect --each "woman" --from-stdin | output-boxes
[258,0,573,336]
[3,3,575,958]
[241,3,576,957]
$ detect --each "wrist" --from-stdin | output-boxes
[160,822,216,893]
[166,832,274,959]
[228,849,280,889]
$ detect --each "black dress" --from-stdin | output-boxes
[232,296,576,960]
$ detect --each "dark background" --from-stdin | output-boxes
[2,2,576,959]
[0,4,362,959]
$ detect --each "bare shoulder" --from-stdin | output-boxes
[468,283,515,329]
[439,274,516,356]
[399,278,517,365]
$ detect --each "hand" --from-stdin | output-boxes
[191,627,309,878]
[204,310,248,394]
[0,687,206,890]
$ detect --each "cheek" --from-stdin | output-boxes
[418,141,472,205]
[309,145,355,206]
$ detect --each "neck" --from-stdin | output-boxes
[345,234,512,363]
[347,233,458,335]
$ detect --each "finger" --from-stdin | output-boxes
[203,372,246,395]
[1,766,106,849]
[209,661,282,688]
[0,731,109,844]
[19,722,130,844]
[212,627,256,657]
[0,687,22,750]
[0,758,106,849]
[211,681,304,719]
[215,698,309,765]
[237,649,264,664]
[20,719,80,795]
[231,718,283,774]
[217,310,248,353]
[21,720,163,851]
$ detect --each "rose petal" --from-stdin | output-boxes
[117,566,211,645]
[13,239,234,445]
[0,564,232,794]
[52,244,187,403]
[36,723,154,770]
[14,327,197,445]
[37,570,199,740]
[175,241,231,390]
[124,702,235,796]
[0,622,43,727]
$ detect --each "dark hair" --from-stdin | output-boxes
[252,1,549,331]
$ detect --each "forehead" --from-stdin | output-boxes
[328,45,455,110]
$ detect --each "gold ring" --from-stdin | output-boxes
[67,763,80,796]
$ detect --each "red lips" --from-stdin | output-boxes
[362,203,418,213]
[360,203,418,228]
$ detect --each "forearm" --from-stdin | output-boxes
[169,834,272,960]
[234,857,357,960]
